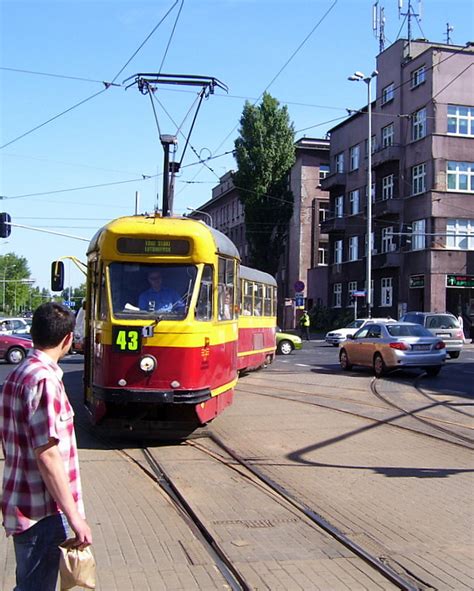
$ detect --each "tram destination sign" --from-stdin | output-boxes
[117,237,190,255]
[446,274,474,288]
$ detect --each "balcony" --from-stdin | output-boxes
[373,198,403,218]
[320,171,346,190]
[321,216,346,234]
[372,250,401,269]
[372,145,402,168]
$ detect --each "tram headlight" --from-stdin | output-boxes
[139,355,157,373]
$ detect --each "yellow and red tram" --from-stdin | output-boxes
[237,266,277,372]
[72,214,275,436]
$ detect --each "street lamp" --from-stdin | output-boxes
[186,207,213,227]
[348,69,378,318]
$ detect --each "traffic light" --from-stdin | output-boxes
[51,261,65,292]
[0,213,11,238]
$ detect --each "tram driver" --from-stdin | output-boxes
[138,269,184,313]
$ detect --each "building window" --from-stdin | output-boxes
[318,245,328,265]
[446,219,474,250]
[334,240,343,264]
[447,161,474,193]
[335,152,344,173]
[411,65,426,88]
[381,277,393,306]
[382,123,394,147]
[365,182,376,204]
[412,108,427,141]
[319,164,330,181]
[335,195,344,217]
[412,163,426,195]
[447,105,474,137]
[382,83,394,105]
[348,281,357,307]
[319,204,329,224]
[365,232,375,255]
[349,236,359,261]
[333,283,342,308]
[350,145,360,171]
[349,189,359,214]
[382,174,394,200]
[381,226,394,253]
[412,219,426,250]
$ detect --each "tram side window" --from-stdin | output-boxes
[263,285,272,316]
[254,284,263,316]
[218,257,235,321]
[195,265,213,321]
[98,265,107,320]
[242,280,253,315]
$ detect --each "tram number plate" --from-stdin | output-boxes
[412,344,430,351]
[112,326,142,352]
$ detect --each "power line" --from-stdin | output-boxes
[0,67,120,87]
[112,0,179,83]
[156,0,184,75]
[0,87,109,150]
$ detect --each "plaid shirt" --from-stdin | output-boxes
[0,349,84,535]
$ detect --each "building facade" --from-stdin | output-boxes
[191,138,330,327]
[321,38,474,330]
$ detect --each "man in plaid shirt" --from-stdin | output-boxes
[1,302,92,591]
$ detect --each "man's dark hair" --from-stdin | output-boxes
[30,302,75,348]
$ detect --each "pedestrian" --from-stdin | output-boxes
[299,310,311,341]
[0,302,92,591]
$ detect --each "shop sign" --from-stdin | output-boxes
[446,274,474,288]
[409,275,424,288]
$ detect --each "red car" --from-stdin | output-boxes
[0,333,33,364]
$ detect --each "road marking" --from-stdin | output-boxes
[295,363,310,367]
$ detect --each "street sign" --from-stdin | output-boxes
[295,296,305,309]
[446,274,474,288]
[294,280,305,293]
[63,300,75,308]
[352,290,366,297]
[409,275,424,288]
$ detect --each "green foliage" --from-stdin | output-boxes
[308,304,355,331]
[0,253,31,314]
[61,283,86,309]
[233,92,295,276]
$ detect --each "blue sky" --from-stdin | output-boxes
[1,0,472,289]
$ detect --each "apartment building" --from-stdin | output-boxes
[321,38,474,327]
[191,137,330,326]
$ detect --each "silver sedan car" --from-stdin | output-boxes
[339,322,447,378]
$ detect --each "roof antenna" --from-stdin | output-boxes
[445,22,454,45]
[373,2,386,53]
[399,0,423,56]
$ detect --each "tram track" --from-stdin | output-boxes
[120,437,423,591]
[237,374,474,450]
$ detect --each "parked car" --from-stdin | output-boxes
[339,321,446,378]
[399,312,463,358]
[276,328,302,355]
[0,317,31,335]
[325,317,395,346]
[0,333,33,364]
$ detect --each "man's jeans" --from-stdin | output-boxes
[13,513,68,591]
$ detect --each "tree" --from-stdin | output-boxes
[0,253,32,314]
[233,92,295,276]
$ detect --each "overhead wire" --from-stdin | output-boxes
[0,67,120,87]
[1,0,179,151]
[111,0,179,84]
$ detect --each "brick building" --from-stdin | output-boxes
[191,137,330,327]
[321,38,474,330]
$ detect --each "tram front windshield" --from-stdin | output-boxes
[109,262,197,319]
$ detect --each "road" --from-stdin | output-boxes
[0,342,472,590]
